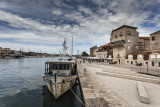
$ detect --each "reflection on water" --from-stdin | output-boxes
[0,58,84,107]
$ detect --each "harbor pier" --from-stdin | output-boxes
[77,61,160,107]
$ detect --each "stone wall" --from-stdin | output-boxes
[150,32,160,52]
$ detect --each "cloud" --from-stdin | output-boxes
[52,9,63,15]
[0,0,160,54]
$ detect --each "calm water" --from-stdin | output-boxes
[0,57,84,107]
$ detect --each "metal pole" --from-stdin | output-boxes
[147,60,148,74]
[71,36,73,58]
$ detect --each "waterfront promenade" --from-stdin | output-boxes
[77,61,160,107]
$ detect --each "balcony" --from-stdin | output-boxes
[111,40,125,47]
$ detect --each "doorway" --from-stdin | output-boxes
[118,59,120,64]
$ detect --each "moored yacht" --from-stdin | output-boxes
[43,60,77,99]
[42,38,77,99]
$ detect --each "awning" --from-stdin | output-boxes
[87,57,101,59]
[107,58,113,59]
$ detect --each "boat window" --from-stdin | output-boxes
[55,64,59,70]
[67,64,70,70]
[59,64,63,70]
[52,64,70,70]
[53,64,56,70]
[63,64,67,70]
[63,64,69,70]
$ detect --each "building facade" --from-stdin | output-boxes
[149,30,160,52]
[135,37,150,53]
[90,45,98,57]
[149,52,160,68]
[110,25,139,64]
[96,43,112,58]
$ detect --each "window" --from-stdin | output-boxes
[159,62,160,67]
[128,39,131,42]
[152,62,154,66]
[127,31,131,35]
[152,45,156,50]
[128,46,131,49]
[152,36,155,41]
[146,62,148,64]
[135,61,137,63]
[157,55,160,58]
[114,34,118,38]
[127,61,129,63]
[131,61,133,64]
[139,42,142,45]
[151,55,155,59]
[55,64,59,70]
[119,32,123,36]
[59,64,63,70]
[53,64,69,70]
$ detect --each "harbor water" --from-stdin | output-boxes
[0,57,84,107]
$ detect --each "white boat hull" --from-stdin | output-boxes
[44,75,77,99]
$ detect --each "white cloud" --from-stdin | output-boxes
[52,9,63,15]
[0,0,160,54]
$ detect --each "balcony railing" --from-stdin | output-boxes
[111,40,125,47]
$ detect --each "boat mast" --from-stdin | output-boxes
[71,36,73,58]
[62,38,67,57]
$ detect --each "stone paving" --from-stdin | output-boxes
[78,62,160,107]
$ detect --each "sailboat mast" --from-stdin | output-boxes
[71,36,73,58]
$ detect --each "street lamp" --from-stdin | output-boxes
[147,59,148,74]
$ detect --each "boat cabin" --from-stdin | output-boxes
[45,61,77,75]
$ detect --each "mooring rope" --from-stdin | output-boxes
[62,77,86,107]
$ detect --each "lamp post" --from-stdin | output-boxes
[147,59,148,74]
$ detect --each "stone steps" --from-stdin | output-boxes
[96,72,160,84]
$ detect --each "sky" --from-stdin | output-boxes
[0,0,160,54]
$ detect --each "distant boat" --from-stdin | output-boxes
[42,38,77,99]
[14,54,24,58]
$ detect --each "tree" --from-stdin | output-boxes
[81,51,89,56]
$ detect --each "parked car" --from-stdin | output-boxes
[109,61,117,64]
[136,63,142,66]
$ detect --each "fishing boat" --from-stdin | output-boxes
[42,38,77,99]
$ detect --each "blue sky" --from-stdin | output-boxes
[0,0,160,54]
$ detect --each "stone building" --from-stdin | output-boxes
[137,53,149,66]
[110,25,139,64]
[126,53,149,66]
[149,30,160,52]
[136,37,150,53]
[127,53,138,65]
[90,45,98,57]
[96,43,113,60]
[126,52,160,68]
[1,48,11,54]
[149,52,160,68]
